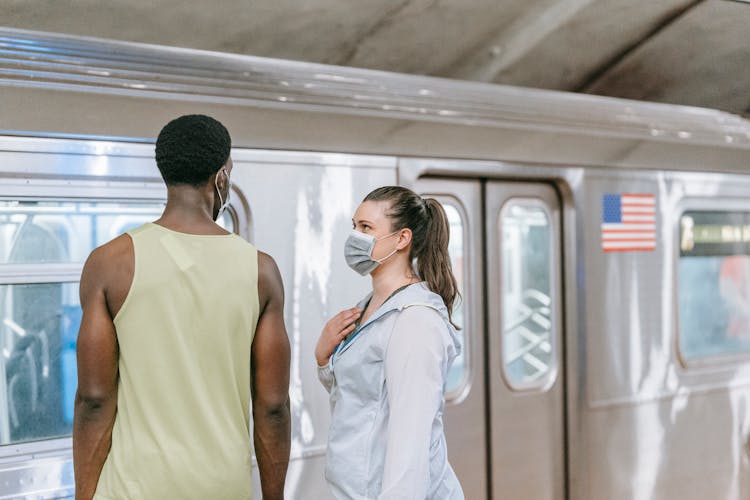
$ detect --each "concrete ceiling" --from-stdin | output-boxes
[4,0,749,116]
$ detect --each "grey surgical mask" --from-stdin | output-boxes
[214,168,231,221]
[344,229,399,276]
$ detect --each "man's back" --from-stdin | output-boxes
[94,222,259,499]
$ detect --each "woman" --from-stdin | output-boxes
[316,186,464,500]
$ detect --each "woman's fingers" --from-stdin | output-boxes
[328,310,359,332]
[335,308,360,326]
[329,318,358,340]
[338,322,357,338]
[317,308,361,365]
[322,307,361,343]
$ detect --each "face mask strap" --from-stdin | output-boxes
[375,229,400,241]
[373,230,402,263]
[374,247,398,264]
[214,168,230,219]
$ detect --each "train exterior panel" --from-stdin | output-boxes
[0,28,749,499]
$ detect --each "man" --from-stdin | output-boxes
[73,114,290,499]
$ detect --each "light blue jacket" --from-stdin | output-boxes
[318,282,464,500]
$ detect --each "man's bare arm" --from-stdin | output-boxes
[252,251,291,500]
[73,247,120,500]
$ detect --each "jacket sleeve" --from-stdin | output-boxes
[378,306,449,500]
[317,363,335,393]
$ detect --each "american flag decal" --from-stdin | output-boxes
[602,194,656,252]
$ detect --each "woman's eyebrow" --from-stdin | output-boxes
[353,218,375,225]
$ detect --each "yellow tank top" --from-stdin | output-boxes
[95,223,260,500]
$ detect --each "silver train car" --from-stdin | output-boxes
[0,28,749,500]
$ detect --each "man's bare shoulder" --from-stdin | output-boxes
[81,234,134,297]
[257,251,284,309]
[81,233,135,318]
[257,251,281,279]
[85,233,133,270]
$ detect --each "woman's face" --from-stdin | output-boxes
[352,200,402,262]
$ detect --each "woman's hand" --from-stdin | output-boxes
[316,307,361,367]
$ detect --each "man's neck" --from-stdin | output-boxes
[155,184,227,235]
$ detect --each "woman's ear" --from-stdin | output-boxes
[397,228,413,250]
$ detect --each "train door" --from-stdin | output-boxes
[485,181,564,500]
[416,178,487,499]
[417,178,565,500]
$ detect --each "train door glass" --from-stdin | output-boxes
[0,200,238,447]
[442,203,467,394]
[499,200,557,390]
[486,182,564,500]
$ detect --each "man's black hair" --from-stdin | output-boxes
[155,114,231,186]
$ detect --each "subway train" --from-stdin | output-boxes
[1,27,749,500]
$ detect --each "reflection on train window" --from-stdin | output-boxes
[0,283,80,444]
[678,211,750,361]
[442,203,467,395]
[0,200,236,264]
[0,201,165,264]
[0,199,187,447]
[500,200,555,389]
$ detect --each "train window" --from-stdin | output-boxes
[0,199,177,447]
[678,211,750,362]
[0,283,80,444]
[442,203,467,395]
[0,201,166,264]
[0,200,236,264]
[499,199,556,390]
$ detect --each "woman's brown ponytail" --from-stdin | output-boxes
[363,186,460,328]
[419,198,459,326]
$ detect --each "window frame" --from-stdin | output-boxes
[675,198,750,370]
[497,196,560,393]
